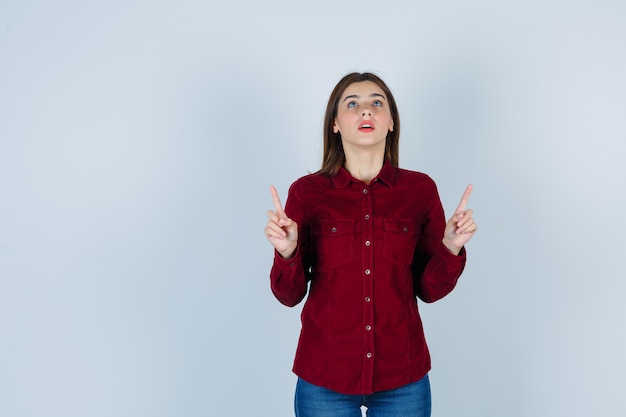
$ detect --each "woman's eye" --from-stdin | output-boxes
[347,101,357,108]
[373,100,383,107]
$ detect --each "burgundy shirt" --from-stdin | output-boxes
[270,162,466,395]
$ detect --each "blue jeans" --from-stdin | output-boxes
[294,375,431,417]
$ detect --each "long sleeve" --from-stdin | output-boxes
[412,181,466,303]
[269,180,313,307]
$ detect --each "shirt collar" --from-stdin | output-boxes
[331,161,396,188]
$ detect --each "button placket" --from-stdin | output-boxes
[360,183,375,390]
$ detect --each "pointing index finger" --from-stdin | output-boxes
[455,184,473,214]
[269,185,286,218]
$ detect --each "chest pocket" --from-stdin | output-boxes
[383,218,420,265]
[312,219,356,267]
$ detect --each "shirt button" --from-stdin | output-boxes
[331,227,337,233]
[365,297,371,302]
[403,226,409,232]
[363,189,368,194]
[364,214,370,220]
[365,325,372,331]
[366,352,372,358]
[365,240,371,247]
[365,269,371,275]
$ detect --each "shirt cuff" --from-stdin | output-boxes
[274,246,300,267]
[437,242,466,263]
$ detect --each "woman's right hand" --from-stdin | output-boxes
[265,185,298,259]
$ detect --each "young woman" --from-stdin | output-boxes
[264,72,476,417]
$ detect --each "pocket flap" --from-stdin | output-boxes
[383,218,418,235]
[313,219,356,236]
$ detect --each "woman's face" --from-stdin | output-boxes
[333,81,394,152]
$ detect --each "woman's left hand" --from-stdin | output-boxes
[442,184,477,255]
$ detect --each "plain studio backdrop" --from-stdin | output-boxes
[1,1,624,416]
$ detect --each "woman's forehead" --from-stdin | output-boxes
[341,81,386,99]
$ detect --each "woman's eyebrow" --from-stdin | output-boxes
[342,93,387,102]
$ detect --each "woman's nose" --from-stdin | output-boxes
[361,107,372,117]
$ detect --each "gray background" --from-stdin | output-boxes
[1,1,624,416]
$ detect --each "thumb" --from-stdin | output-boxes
[280,216,298,234]
[278,215,292,227]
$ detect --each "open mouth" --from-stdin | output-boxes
[358,122,375,132]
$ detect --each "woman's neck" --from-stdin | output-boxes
[344,150,385,185]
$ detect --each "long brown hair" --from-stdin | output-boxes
[317,72,400,177]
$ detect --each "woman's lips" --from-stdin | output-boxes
[358,121,375,132]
